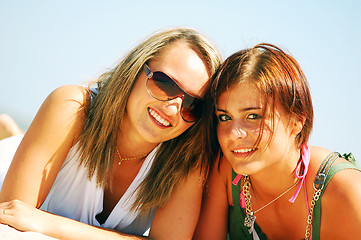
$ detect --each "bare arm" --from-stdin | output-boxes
[0,114,23,140]
[0,85,210,239]
[0,85,86,206]
[0,86,151,239]
[148,169,204,240]
[0,169,207,240]
[320,166,361,239]
[193,158,230,240]
[0,200,147,240]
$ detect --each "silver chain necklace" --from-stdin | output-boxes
[242,175,300,235]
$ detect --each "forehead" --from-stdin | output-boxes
[217,81,263,109]
[217,81,295,123]
[150,41,210,97]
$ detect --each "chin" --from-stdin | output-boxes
[230,159,262,176]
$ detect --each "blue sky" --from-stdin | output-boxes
[0,0,360,162]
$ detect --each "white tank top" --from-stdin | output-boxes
[0,135,24,190]
[40,143,158,236]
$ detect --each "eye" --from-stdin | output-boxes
[246,113,262,120]
[218,114,231,122]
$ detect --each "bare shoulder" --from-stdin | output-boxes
[204,156,233,202]
[220,157,234,204]
[0,85,91,205]
[22,84,91,152]
[219,156,233,179]
[215,156,233,185]
[321,167,361,237]
[309,145,361,196]
[149,167,205,240]
[322,156,361,200]
[35,85,90,141]
[310,146,361,237]
[43,85,90,130]
[193,157,232,240]
[308,145,351,172]
[46,85,89,106]
[308,145,333,161]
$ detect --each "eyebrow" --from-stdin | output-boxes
[216,106,262,113]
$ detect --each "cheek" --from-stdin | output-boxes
[255,120,274,146]
[174,121,193,136]
[263,125,291,154]
[128,81,144,104]
[257,129,271,145]
[216,125,228,147]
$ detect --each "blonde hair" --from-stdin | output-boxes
[77,28,221,213]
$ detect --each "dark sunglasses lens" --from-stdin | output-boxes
[148,72,181,99]
[147,71,202,122]
[181,97,203,122]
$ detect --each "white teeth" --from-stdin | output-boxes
[233,148,254,153]
[148,109,171,127]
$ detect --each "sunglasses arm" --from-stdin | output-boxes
[144,64,153,78]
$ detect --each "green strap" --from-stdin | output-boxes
[312,153,360,239]
[229,153,359,240]
[229,171,267,240]
[230,170,250,238]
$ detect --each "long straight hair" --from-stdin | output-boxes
[77,28,222,213]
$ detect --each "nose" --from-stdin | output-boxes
[229,124,247,141]
[162,97,183,117]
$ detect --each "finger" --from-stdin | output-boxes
[0,201,16,217]
[0,201,12,208]
[0,208,12,217]
[0,207,12,224]
[0,208,7,216]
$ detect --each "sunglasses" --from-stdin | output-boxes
[144,63,203,123]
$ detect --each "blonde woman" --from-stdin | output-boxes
[0,28,221,239]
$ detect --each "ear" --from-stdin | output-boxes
[291,116,305,136]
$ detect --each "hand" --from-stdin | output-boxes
[0,200,49,233]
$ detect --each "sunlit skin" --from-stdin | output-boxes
[0,40,211,240]
[121,41,209,158]
[216,81,301,179]
[194,81,309,239]
[194,41,361,239]
[194,80,361,240]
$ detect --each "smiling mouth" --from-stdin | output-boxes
[148,108,171,127]
[233,148,256,154]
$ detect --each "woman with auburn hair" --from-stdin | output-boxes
[194,43,361,240]
[0,27,221,239]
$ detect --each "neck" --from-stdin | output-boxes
[117,124,158,160]
[249,148,301,199]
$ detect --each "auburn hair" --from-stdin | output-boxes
[203,43,313,170]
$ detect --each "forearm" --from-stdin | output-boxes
[42,214,148,240]
[0,200,148,240]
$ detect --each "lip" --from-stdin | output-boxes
[148,107,173,128]
[231,147,257,158]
